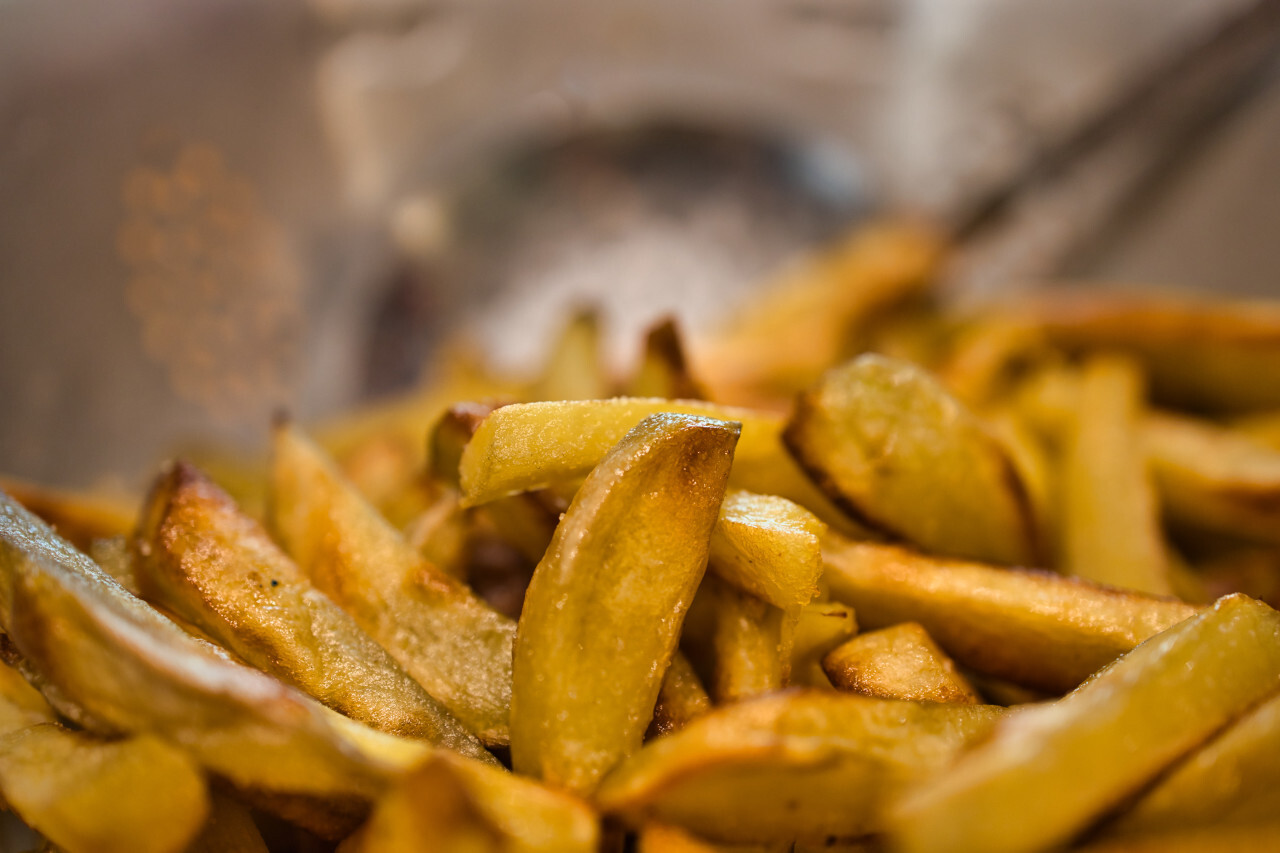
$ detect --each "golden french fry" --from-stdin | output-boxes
[270,424,516,746]
[822,537,1197,693]
[708,490,824,610]
[429,401,502,489]
[1111,689,1280,833]
[637,823,791,853]
[1061,355,1172,595]
[784,354,1041,566]
[596,690,1002,844]
[890,594,1280,853]
[342,751,599,853]
[698,575,787,704]
[788,600,858,689]
[456,397,869,538]
[531,308,612,402]
[134,461,494,763]
[1142,412,1280,547]
[1074,823,1280,853]
[936,317,1048,407]
[649,653,712,740]
[87,536,141,596]
[822,623,979,705]
[185,793,269,853]
[1016,293,1280,412]
[627,318,708,401]
[511,413,738,795]
[0,489,428,800]
[0,477,135,552]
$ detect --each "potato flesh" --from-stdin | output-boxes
[0,489,427,798]
[788,601,858,688]
[270,424,516,746]
[784,354,1040,566]
[822,622,979,705]
[1061,355,1172,595]
[134,462,494,763]
[708,490,825,610]
[890,594,1280,853]
[511,414,738,795]
[822,537,1196,693]
[596,690,1003,844]
[701,576,788,704]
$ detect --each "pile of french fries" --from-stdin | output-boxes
[3,220,1280,853]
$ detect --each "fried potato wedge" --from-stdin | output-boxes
[511,413,738,794]
[788,600,858,688]
[0,489,429,799]
[1142,412,1280,547]
[456,397,866,537]
[708,490,824,610]
[890,594,1280,853]
[822,623,979,705]
[649,653,712,740]
[822,537,1197,693]
[1061,355,1171,595]
[1017,293,1280,412]
[342,751,599,853]
[628,318,708,401]
[0,723,209,853]
[531,307,612,402]
[784,354,1040,566]
[1111,689,1280,833]
[596,690,1002,844]
[699,576,787,704]
[134,461,494,763]
[270,424,516,746]
[0,477,135,552]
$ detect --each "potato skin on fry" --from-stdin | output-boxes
[134,461,494,764]
[511,413,739,795]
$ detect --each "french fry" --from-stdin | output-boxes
[531,308,612,402]
[270,423,516,746]
[822,537,1197,693]
[699,576,788,704]
[787,600,858,688]
[1060,355,1172,595]
[0,489,429,801]
[1073,823,1280,853]
[341,751,599,853]
[649,653,713,739]
[627,318,708,401]
[596,690,1002,844]
[890,594,1280,853]
[184,793,270,853]
[511,413,738,794]
[822,623,979,705]
[134,461,495,763]
[0,477,135,552]
[784,354,1041,566]
[708,490,825,610]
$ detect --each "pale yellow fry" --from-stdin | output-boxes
[822,622,979,705]
[708,490,825,610]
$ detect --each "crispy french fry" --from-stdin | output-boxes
[788,600,858,688]
[531,308,612,402]
[429,401,502,489]
[511,413,738,794]
[0,489,429,801]
[784,354,1041,566]
[1111,689,1280,833]
[1016,293,1280,412]
[456,397,869,538]
[134,461,494,763]
[890,594,1280,853]
[708,491,824,610]
[342,751,599,853]
[822,537,1197,693]
[649,653,713,740]
[627,318,708,401]
[270,424,516,746]
[699,576,788,704]
[822,623,979,705]
[1142,412,1280,547]
[1061,355,1172,595]
[0,477,135,552]
[596,690,1002,844]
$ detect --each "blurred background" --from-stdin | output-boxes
[2,0,1279,489]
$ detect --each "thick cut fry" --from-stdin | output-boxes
[429,401,501,488]
[0,489,428,800]
[596,690,1002,844]
[0,477,135,552]
[628,318,708,400]
[788,600,858,688]
[784,354,1040,566]
[1019,293,1280,412]
[270,424,516,746]
[531,308,611,402]
[185,794,270,853]
[700,576,787,704]
[890,594,1280,853]
[456,397,867,537]
[0,724,209,853]
[822,537,1197,693]
[822,623,979,705]
[1061,355,1172,595]
[511,414,738,795]
[1112,689,1280,833]
[134,462,494,763]
[342,751,599,853]
[649,653,712,739]
[708,491,825,610]
[1142,412,1280,547]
